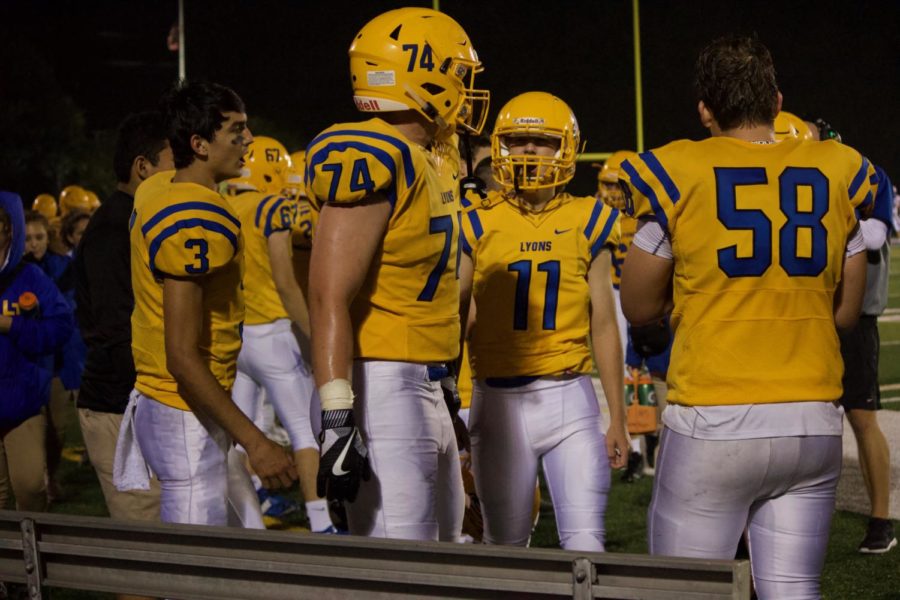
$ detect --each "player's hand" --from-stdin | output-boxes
[441,375,470,452]
[247,437,297,490]
[606,423,630,470]
[317,409,370,503]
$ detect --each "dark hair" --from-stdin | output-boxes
[695,35,779,131]
[113,111,169,183]
[61,210,90,248]
[459,134,491,164]
[24,210,49,231]
[159,80,245,169]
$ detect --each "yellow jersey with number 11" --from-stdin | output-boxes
[305,118,461,363]
[620,137,876,407]
[130,171,245,410]
[462,191,620,378]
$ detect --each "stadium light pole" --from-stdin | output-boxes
[577,0,644,162]
[632,0,644,153]
[178,0,186,80]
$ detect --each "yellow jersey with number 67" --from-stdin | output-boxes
[620,137,876,406]
[461,191,620,378]
[610,212,637,290]
[305,118,461,363]
[226,191,296,325]
[130,171,245,410]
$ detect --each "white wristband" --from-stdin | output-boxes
[319,379,355,412]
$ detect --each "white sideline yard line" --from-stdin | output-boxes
[883,341,900,346]
[881,383,900,392]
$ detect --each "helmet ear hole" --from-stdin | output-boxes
[421,83,445,95]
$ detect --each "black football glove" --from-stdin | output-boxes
[440,374,470,452]
[317,409,370,503]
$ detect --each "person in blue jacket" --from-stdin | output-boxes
[0,191,73,511]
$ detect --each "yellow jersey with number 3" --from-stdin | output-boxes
[305,118,461,363]
[461,191,620,378]
[130,171,245,410]
[226,191,296,325]
[619,137,876,406]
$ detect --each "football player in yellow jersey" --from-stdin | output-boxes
[619,36,872,598]
[126,81,296,527]
[457,92,628,551]
[225,136,337,532]
[599,152,671,480]
[306,7,488,541]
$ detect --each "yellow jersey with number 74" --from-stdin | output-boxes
[130,170,245,410]
[305,118,461,363]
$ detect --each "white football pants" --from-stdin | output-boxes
[133,391,264,528]
[471,375,611,551]
[649,428,842,600]
[232,319,321,451]
[347,360,464,541]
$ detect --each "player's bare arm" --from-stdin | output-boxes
[309,195,391,388]
[620,244,674,326]
[588,249,628,469]
[162,276,297,490]
[268,228,312,350]
[834,245,867,331]
[457,251,475,368]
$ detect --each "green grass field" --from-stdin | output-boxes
[878,249,900,410]
[14,241,900,599]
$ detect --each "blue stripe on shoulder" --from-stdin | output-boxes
[620,159,669,231]
[308,128,416,188]
[308,141,399,208]
[254,195,276,230]
[583,200,603,240]
[147,218,238,275]
[128,210,137,231]
[460,194,472,208]
[263,197,289,237]
[591,208,619,258]
[638,151,680,205]
[466,209,484,241]
[848,156,871,199]
[142,201,240,236]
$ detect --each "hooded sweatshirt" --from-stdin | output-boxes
[0,191,73,433]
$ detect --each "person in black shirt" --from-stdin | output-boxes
[74,111,172,522]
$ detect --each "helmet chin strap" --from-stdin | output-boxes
[403,84,449,131]
[459,132,486,199]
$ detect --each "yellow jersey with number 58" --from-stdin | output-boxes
[305,118,461,362]
[461,191,620,378]
[619,137,876,406]
[130,171,245,410]
[226,191,296,325]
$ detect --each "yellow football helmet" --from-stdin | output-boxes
[774,111,814,141]
[491,92,581,192]
[349,7,489,137]
[283,150,307,201]
[59,185,91,215]
[32,194,58,219]
[597,150,639,210]
[227,136,291,195]
[84,189,101,213]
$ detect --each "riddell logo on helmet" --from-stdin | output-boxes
[514,117,545,125]
[355,98,382,111]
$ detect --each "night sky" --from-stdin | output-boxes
[4,0,899,197]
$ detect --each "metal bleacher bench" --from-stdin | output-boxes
[0,511,749,599]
